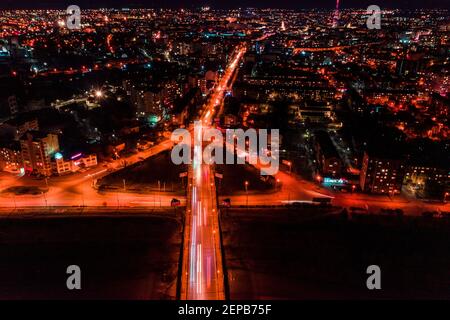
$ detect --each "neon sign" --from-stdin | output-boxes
[71,153,82,160]
[323,177,347,185]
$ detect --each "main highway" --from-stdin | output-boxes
[181,47,246,300]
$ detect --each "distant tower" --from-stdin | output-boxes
[281,20,286,31]
[332,0,340,28]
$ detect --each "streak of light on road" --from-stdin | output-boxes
[184,46,245,300]
[85,168,108,178]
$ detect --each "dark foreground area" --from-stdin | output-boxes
[215,164,276,195]
[221,208,450,299]
[0,215,182,299]
[98,150,187,194]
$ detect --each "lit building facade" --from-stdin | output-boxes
[404,165,450,195]
[0,143,22,173]
[53,152,98,175]
[360,151,405,195]
[20,131,59,176]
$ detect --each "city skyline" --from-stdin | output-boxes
[0,0,449,9]
[0,3,449,304]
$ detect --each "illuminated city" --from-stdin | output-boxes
[0,1,449,305]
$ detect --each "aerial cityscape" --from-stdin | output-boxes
[0,1,449,303]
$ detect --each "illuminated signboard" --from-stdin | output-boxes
[71,153,82,160]
[323,177,347,185]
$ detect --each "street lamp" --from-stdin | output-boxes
[444,192,449,203]
[316,175,322,184]
[390,188,396,199]
[244,181,249,207]
[286,161,292,174]
[42,191,48,208]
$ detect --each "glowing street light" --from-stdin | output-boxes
[286,161,292,173]
[244,181,249,207]
[95,90,103,98]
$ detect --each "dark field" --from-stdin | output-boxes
[1,186,47,195]
[0,215,182,299]
[215,164,276,195]
[221,208,450,299]
[98,150,187,194]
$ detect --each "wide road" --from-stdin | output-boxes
[186,160,223,299]
[182,47,245,300]
[220,168,450,216]
[0,139,177,208]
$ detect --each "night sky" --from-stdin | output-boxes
[0,0,448,9]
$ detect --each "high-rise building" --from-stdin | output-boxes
[313,131,342,177]
[20,131,59,176]
[360,151,405,195]
[0,142,22,173]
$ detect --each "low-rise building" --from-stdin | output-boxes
[404,165,449,191]
[53,152,97,175]
[0,116,39,140]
